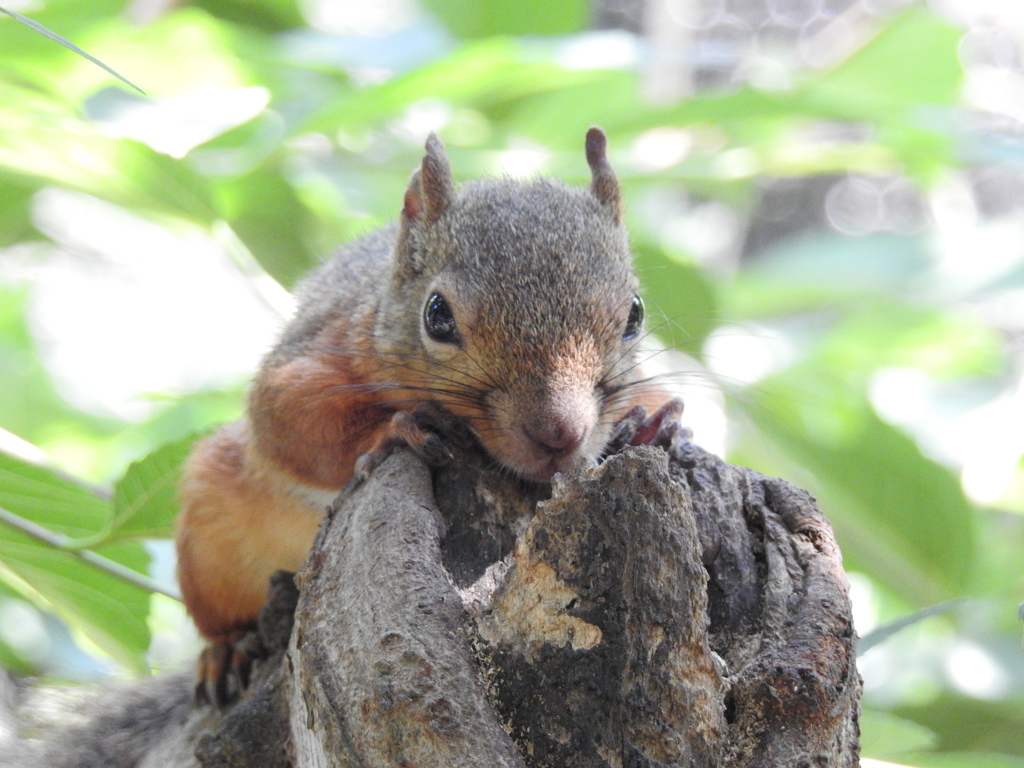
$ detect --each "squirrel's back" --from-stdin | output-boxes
[266,224,397,366]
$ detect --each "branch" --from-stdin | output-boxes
[0,505,181,600]
[8,440,862,767]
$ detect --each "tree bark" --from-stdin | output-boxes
[11,441,861,767]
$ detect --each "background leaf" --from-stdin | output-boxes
[104,435,198,544]
[0,453,150,670]
[420,0,589,38]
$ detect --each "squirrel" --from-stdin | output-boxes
[175,127,685,704]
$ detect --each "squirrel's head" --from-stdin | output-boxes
[385,128,645,482]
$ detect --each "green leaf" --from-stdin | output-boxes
[0,452,151,669]
[502,70,905,178]
[193,0,304,32]
[0,451,109,539]
[0,538,151,671]
[795,6,963,180]
[797,6,963,122]
[103,436,197,544]
[219,170,320,287]
[633,241,718,357]
[859,599,968,655]
[739,377,976,604]
[860,708,938,757]
[421,0,588,38]
[0,0,124,54]
[0,6,144,93]
[304,38,591,134]
[0,89,216,223]
[64,9,252,101]
[895,696,1024,758]
[897,754,1024,768]
[502,69,645,148]
[0,177,35,247]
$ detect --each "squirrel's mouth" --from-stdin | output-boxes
[508,460,561,484]
[476,394,605,483]
[537,456,587,482]
[504,442,598,484]
[518,458,562,483]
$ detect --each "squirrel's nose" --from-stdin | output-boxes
[525,418,586,456]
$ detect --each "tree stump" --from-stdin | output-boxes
[13,440,861,767]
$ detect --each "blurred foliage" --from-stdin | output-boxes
[0,0,1023,764]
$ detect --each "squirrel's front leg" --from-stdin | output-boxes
[177,423,324,706]
[348,402,471,489]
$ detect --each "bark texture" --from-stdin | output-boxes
[7,441,861,767]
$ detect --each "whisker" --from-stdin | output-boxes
[316,332,502,395]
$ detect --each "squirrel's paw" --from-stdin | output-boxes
[607,398,692,457]
[194,571,299,708]
[348,404,469,490]
[195,638,252,708]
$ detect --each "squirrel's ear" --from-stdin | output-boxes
[403,133,454,223]
[585,127,622,224]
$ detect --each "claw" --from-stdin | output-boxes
[631,398,685,447]
[409,401,476,449]
[193,572,299,708]
[347,405,466,491]
[609,405,647,448]
[196,638,250,707]
[607,398,690,458]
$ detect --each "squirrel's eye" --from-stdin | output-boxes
[623,294,644,340]
[424,292,459,344]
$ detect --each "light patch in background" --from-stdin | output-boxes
[932,219,1024,299]
[869,367,1024,505]
[147,590,200,671]
[733,55,791,91]
[927,176,1024,298]
[712,147,758,179]
[389,99,453,144]
[4,188,286,421]
[0,426,59,469]
[703,324,796,387]
[821,174,931,237]
[0,0,43,11]
[964,66,1024,126]
[554,30,641,70]
[657,200,742,270]
[495,139,552,178]
[859,622,948,707]
[869,367,932,430]
[945,639,1009,700]
[826,176,886,236]
[630,127,692,173]
[848,571,880,636]
[933,0,1024,25]
[303,0,419,36]
[958,387,1024,505]
[89,87,270,159]
[0,599,51,664]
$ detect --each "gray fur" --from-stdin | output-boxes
[268,132,638,396]
[381,175,636,375]
[4,672,198,768]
